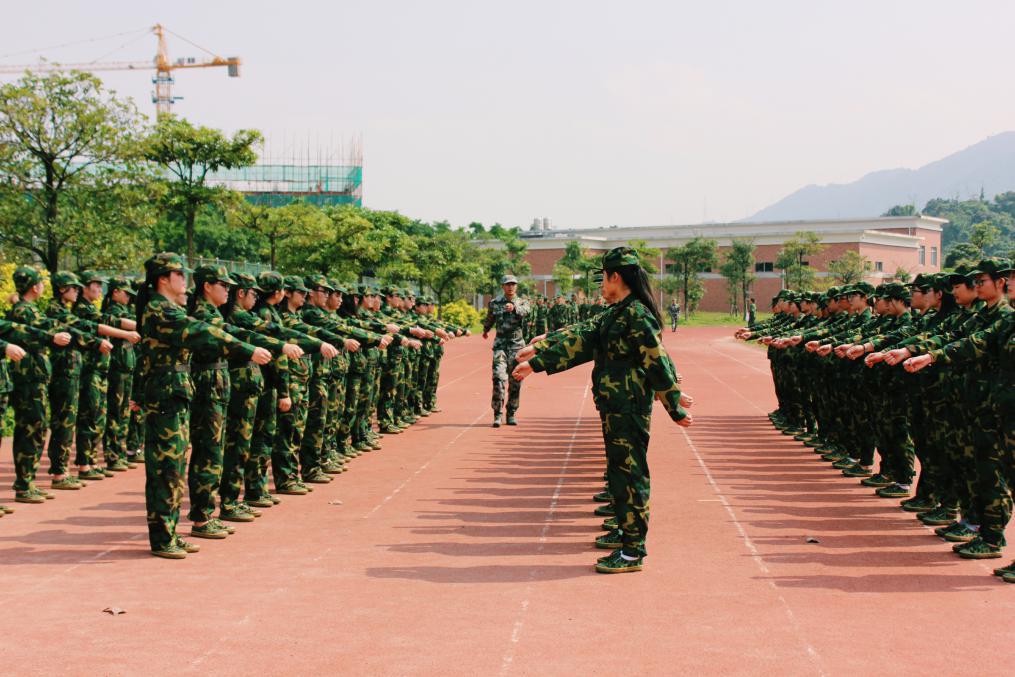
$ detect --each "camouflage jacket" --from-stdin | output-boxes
[529,296,686,420]
[137,293,256,406]
[483,294,530,350]
[929,303,1014,378]
[73,299,112,373]
[105,301,137,374]
[0,319,55,394]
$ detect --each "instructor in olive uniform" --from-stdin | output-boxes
[483,274,530,427]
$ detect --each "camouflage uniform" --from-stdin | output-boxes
[483,282,530,418]
[529,249,686,559]
[74,272,113,469]
[136,253,258,554]
[102,278,137,469]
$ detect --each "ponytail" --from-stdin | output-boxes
[610,264,663,326]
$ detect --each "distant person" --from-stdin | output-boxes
[667,300,680,332]
[748,297,757,325]
[482,275,530,427]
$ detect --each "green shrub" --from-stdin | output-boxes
[440,299,481,329]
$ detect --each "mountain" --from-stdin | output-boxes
[747,131,1015,221]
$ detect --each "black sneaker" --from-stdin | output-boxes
[593,504,615,517]
[595,550,643,574]
[506,415,517,426]
[595,530,624,550]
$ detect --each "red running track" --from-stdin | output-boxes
[1,327,1013,675]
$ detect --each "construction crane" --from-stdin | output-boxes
[0,24,241,115]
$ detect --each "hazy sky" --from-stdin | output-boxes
[2,1,1014,228]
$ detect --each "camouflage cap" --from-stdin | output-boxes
[145,252,192,278]
[601,246,640,271]
[850,281,875,296]
[969,257,1010,278]
[284,275,310,293]
[357,283,374,296]
[327,278,345,294]
[872,284,886,298]
[107,276,137,294]
[193,264,236,287]
[12,266,44,293]
[500,274,518,285]
[231,272,263,292]
[304,274,333,292]
[78,270,107,286]
[882,282,910,301]
[931,272,954,294]
[906,273,930,288]
[51,271,83,290]
[946,264,974,285]
[998,259,1014,275]
[404,288,417,298]
[257,271,285,293]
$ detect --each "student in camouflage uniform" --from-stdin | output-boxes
[1,294,72,508]
[102,277,139,472]
[483,274,530,427]
[135,253,271,559]
[513,247,692,574]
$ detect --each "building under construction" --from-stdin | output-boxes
[207,138,363,208]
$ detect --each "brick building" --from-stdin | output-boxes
[480,216,945,312]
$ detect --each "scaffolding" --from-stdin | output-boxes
[206,135,363,207]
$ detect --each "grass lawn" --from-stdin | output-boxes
[675,311,772,327]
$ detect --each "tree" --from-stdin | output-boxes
[0,70,153,273]
[142,116,261,262]
[417,230,484,315]
[943,242,982,269]
[969,221,1000,255]
[667,237,718,315]
[894,266,912,283]
[718,239,756,316]
[827,250,868,285]
[227,201,278,265]
[272,202,343,275]
[626,239,661,274]
[882,204,917,217]
[776,231,824,291]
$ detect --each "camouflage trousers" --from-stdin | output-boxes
[326,359,349,459]
[221,365,263,511]
[127,400,145,454]
[103,368,133,467]
[299,369,331,479]
[491,347,522,415]
[144,396,190,550]
[377,349,402,427]
[945,386,980,523]
[358,355,381,442]
[187,368,229,522]
[970,381,1012,546]
[11,379,48,492]
[339,368,363,452]
[248,385,279,501]
[602,412,652,558]
[274,376,309,488]
[76,367,108,467]
[46,367,81,476]
[874,395,914,484]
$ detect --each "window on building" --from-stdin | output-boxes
[919,246,926,265]
[875,261,883,272]
[931,247,938,266]
[864,261,873,271]
[754,262,774,272]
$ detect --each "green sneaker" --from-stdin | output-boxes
[920,508,959,526]
[78,469,105,481]
[107,461,130,472]
[601,517,617,531]
[594,550,643,574]
[275,483,309,496]
[303,471,332,484]
[380,425,402,434]
[953,537,982,552]
[876,484,911,499]
[595,530,624,550]
[933,521,962,537]
[814,445,837,454]
[1002,572,1015,583]
[592,491,612,503]
[175,537,201,553]
[802,437,823,448]
[321,462,344,475]
[942,524,980,543]
[597,549,621,563]
[151,544,187,559]
[354,442,374,452]
[237,502,262,518]
[792,433,812,442]
[842,465,873,478]
[220,508,256,523]
[506,415,517,426]
[50,477,82,490]
[14,491,45,504]
[0,505,14,514]
[594,504,615,517]
[831,457,857,470]
[246,496,274,509]
[191,522,229,539]
[209,518,236,534]
[821,451,847,462]
[992,562,1015,577]
[900,497,937,513]
[269,494,281,505]
[956,540,1002,559]
[860,473,894,488]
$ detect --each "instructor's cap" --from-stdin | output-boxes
[500,274,518,285]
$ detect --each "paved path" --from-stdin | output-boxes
[1,327,1012,675]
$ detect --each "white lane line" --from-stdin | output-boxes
[680,426,827,676]
[707,337,770,374]
[500,383,589,676]
[363,407,489,519]
[436,362,490,391]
